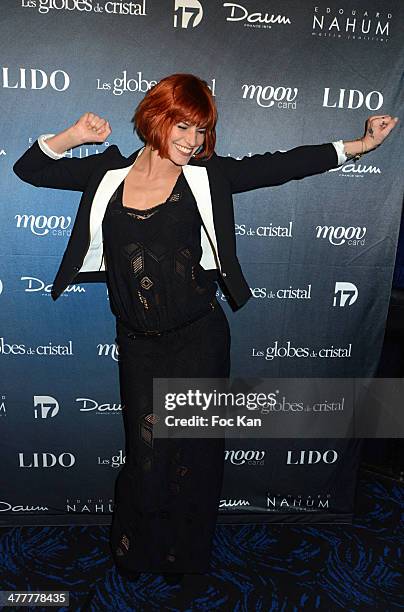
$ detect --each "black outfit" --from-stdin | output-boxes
[104,175,230,573]
[13,138,340,574]
[13,140,339,309]
[102,173,217,331]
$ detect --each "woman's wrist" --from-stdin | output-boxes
[44,126,83,154]
[342,137,375,160]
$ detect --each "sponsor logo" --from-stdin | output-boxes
[251,341,352,360]
[315,225,366,246]
[262,395,345,413]
[103,0,146,14]
[28,138,110,159]
[236,222,293,238]
[266,493,331,511]
[312,400,345,412]
[66,497,114,512]
[250,284,312,300]
[15,214,72,237]
[0,149,6,156]
[76,397,122,413]
[34,395,59,419]
[0,279,3,295]
[21,0,147,16]
[0,499,49,512]
[98,342,119,362]
[219,498,250,508]
[2,67,69,91]
[286,449,338,464]
[21,276,85,296]
[224,449,265,465]
[323,88,383,110]
[173,0,203,28]
[98,449,125,468]
[329,162,381,177]
[18,452,76,468]
[223,2,291,29]
[216,285,312,303]
[242,83,298,109]
[333,282,358,307]
[97,70,157,95]
[0,395,6,417]
[0,338,73,356]
[65,144,110,157]
[96,72,216,97]
[312,7,392,42]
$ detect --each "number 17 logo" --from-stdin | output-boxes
[174,0,204,28]
[333,282,358,307]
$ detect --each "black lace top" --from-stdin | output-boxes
[102,172,218,331]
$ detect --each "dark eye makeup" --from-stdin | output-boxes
[177,123,206,133]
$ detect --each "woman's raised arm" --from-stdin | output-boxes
[13,112,114,192]
[216,115,398,194]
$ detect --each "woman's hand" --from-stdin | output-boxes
[343,114,398,159]
[43,113,112,155]
[362,114,399,151]
[71,112,112,145]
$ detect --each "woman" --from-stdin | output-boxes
[13,74,397,585]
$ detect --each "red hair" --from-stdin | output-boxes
[132,74,217,160]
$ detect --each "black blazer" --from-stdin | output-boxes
[13,140,338,309]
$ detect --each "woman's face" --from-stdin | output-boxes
[166,121,206,165]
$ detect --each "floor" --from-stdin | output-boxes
[0,468,402,611]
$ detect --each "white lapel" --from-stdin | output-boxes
[79,149,221,274]
[182,164,221,272]
[79,149,144,273]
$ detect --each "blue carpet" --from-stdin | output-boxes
[0,469,402,611]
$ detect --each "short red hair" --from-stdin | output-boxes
[132,74,217,160]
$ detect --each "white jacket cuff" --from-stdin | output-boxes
[332,140,347,165]
[37,134,66,159]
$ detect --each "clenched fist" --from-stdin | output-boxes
[363,114,398,151]
[71,112,112,145]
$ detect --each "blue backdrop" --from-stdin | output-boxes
[1,0,403,524]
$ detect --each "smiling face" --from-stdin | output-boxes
[166,121,206,165]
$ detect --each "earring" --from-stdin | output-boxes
[192,145,203,157]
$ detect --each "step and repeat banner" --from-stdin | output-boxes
[1,1,403,525]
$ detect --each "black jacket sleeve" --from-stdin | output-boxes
[13,140,119,192]
[215,143,339,194]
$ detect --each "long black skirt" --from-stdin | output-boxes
[109,299,231,574]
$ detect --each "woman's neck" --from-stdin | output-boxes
[135,144,182,179]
